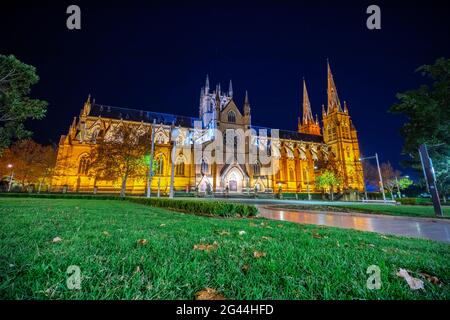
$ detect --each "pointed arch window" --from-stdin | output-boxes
[289,167,295,181]
[201,159,209,175]
[78,155,90,175]
[253,161,261,176]
[175,155,185,176]
[227,111,236,123]
[154,154,165,175]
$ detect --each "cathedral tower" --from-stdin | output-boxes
[322,62,364,191]
[298,79,321,136]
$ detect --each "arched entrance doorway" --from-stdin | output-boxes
[223,166,245,193]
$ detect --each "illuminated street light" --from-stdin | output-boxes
[7,164,14,192]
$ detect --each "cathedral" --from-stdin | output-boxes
[51,62,364,195]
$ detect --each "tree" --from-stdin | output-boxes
[0,55,48,154]
[398,177,413,195]
[89,122,151,197]
[0,139,56,191]
[390,57,450,201]
[315,170,340,200]
[379,162,400,200]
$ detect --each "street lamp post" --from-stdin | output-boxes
[7,164,13,192]
[359,153,386,202]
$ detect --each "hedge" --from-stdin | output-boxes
[0,192,258,217]
[128,198,258,217]
[397,197,433,206]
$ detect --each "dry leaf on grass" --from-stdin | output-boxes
[261,236,272,241]
[193,242,218,252]
[194,288,225,300]
[218,230,230,236]
[249,222,257,227]
[241,264,250,273]
[253,251,267,258]
[277,224,284,228]
[102,231,110,236]
[238,230,246,235]
[380,235,389,239]
[312,233,327,239]
[159,224,166,227]
[396,268,424,290]
[52,237,62,243]
[137,239,148,246]
[421,272,440,285]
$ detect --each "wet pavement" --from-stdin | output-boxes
[258,206,450,243]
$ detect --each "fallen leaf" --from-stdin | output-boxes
[368,243,375,248]
[380,235,389,239]
[52,237,62,243]
[193,242,218,252]
[238,230,246,236]
[261,236,272,241]
[218,230,230,236]
[421,272,440,285]
[249,222,257,227]
[336,241,340,247]
[102,231,110,236]
[194,288,225,300]
[135,266,141,273]
[159,224,166,227]
[253,251,266,258]
[241,264,250,273]
[137,239,148,245]
[312,233,325,239]
[396,268,424,290]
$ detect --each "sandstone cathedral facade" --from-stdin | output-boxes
[52,63,364,195]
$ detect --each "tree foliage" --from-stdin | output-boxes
[0,139,56,190]
[89,122,151,197]
[315,170,340,200]
[390,57,450,199]
[0,55,48,153]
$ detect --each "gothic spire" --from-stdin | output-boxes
[228,79,233,98]
[327,60,342,113]
[244,90,249,105]
[205,74,210,94]
[302,79,314,125]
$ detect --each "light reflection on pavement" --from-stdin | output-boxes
[258,206,450,243]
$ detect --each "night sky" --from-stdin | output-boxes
[2,0,449,177]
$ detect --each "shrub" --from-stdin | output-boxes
[127,198,258,217]
[397,197,432,206]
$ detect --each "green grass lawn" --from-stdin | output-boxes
[0,197,449,300]
[274,203,450,219]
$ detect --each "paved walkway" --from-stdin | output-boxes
[258,206,450,243]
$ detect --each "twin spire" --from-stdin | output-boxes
[301,60,347,125]
[204,75,234,98]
